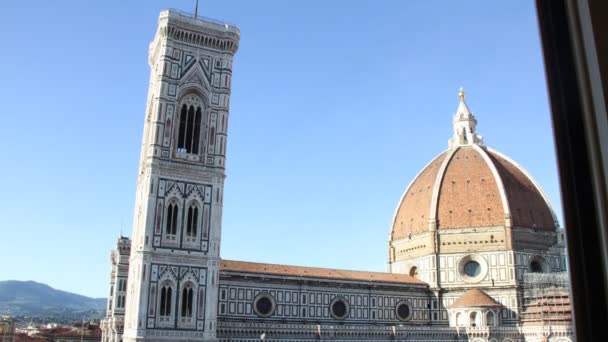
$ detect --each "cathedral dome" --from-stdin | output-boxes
[390,90,558,242]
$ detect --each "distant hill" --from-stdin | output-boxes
[0,280,106,320]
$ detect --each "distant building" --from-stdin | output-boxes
[100,237,130,342]
[35,322,101,342]
[101,8,574,342]
[16,324,39,337]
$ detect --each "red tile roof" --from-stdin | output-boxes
[220,260,426,285]
[437,147,505,229]
[391,146,557,241]
[488,151,555,230]
[391,151,447,239]
[450,289,501,308]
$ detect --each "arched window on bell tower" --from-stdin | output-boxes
[181,284,194,319]
[176,95,204,154]
[159,285,173,317]
[166,202,178,236]
[185,204,199,238]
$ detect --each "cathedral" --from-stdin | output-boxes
[100,9,574,342]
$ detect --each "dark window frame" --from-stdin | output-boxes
[536,0,608,340]
[177,103,203,154]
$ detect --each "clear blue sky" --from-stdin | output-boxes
[0,1,561,298]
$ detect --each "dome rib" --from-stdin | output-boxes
[435,146,505,229]
[428,147,460,230]
[472,144,512,228]
[390,146,558,241]
[487,148,559,229]
[390,150,449,240]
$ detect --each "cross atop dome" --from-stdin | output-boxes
[448,87,484,148]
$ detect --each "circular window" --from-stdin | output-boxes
[395,301,412,321]
[330,297,349,319]
[253,293,275,317]
[458,254,488,283]
[464,261,481,277]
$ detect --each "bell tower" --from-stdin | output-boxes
[122,10,239,342]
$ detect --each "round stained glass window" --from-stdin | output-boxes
[253,294,275,317]
[395,302,411,321]
[463,261,481,277]
[256,297,272,315]
[330,298,349,319]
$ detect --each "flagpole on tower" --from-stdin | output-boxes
[194,0,199,19]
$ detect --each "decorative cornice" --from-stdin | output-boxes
[143,159,225,182]
[216,321,573,339]
[157,10,240,54]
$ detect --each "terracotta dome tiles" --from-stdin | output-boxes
[437,147,504,229]
[391,151,447,240]
[487,151,555,230]
[390,145,556,241]
[450,289,501,308]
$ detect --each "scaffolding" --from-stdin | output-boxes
[520,272,572,326]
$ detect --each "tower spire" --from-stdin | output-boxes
[448,87,484,148]
[194,0,199,19]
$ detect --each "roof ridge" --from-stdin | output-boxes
[220,259,426,285]
[222,259,402,275]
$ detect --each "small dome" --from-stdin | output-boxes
[450,289,501,308]
[390,92,558,242]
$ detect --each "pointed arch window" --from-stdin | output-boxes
[185,204,199,237]
[159,285,173,317]
[177,104,202,154]
[181,284,194,318]
[166,203,178,236]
